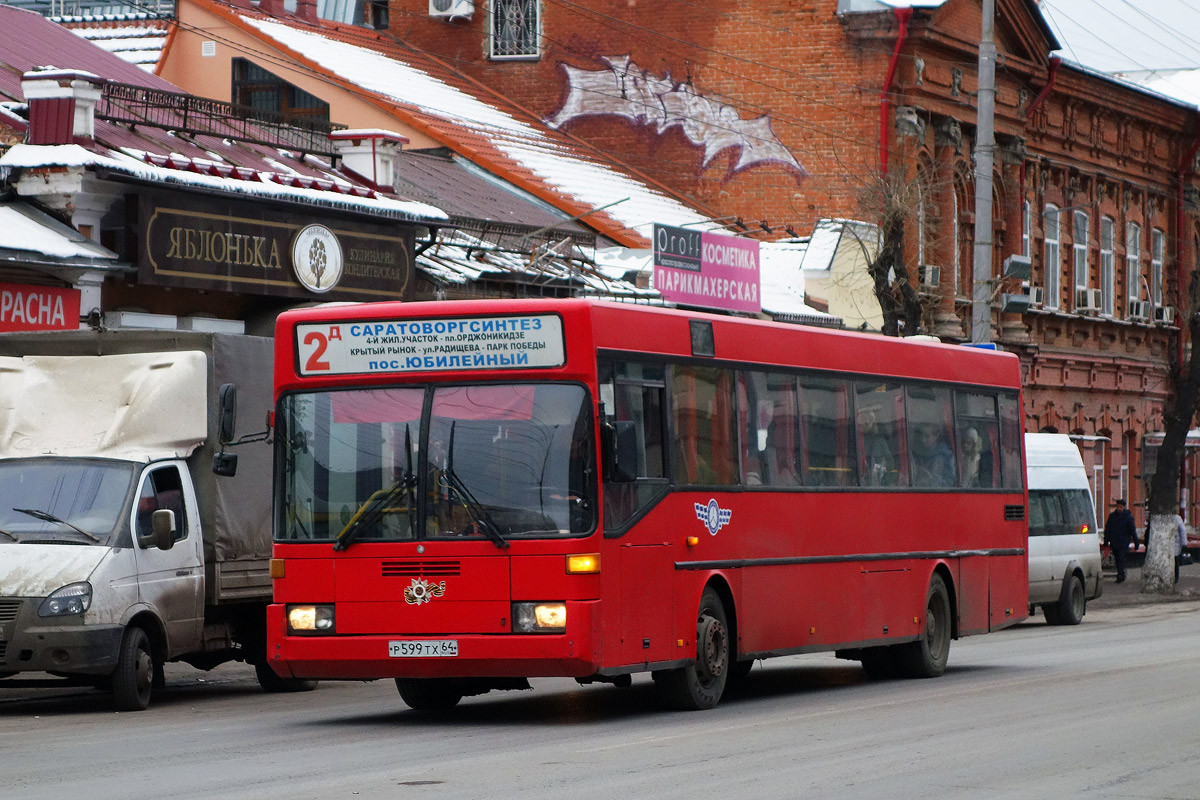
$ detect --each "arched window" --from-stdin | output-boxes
[1151,228,1166,306]
[1100,216,1115,316]
[1043,204,1061,310]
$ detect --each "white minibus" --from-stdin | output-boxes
[1025,433,1103,624]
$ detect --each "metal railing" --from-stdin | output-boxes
[96,81,344,157]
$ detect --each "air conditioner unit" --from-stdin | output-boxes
[1029,286,1045,307]
[1154,306,1176,324]
[429,0,473,18]
[1128,299,1150,321]
[1074,287,1101,314]
[917,264,940,286]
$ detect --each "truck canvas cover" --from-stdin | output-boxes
[0,350,207,460]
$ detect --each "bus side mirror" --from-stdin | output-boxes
[213,452,238,477]
[217,383,238,445]
[602,419,638,483]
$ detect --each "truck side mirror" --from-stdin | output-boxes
[146,508,176,551]
[213,452,238,477]
[601,419,638,483]
[217,383,238,445]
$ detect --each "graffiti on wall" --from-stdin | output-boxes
[546,55,806,180]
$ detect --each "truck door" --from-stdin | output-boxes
[132,463,204,655]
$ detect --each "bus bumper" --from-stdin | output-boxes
[266,600,602,680]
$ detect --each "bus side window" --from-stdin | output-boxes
[737,370,800,487]
[955,391,999,489]
[600,360,668,531]
[672,365,737,486]
[799,376,855,487]
[998,393,1024,489]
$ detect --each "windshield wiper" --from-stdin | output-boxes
[440,422,508,550]
[0,527,17,542]
[334,428,418,552]
[13,508,101,542]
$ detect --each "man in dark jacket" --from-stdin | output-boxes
[1104,498,1139,583]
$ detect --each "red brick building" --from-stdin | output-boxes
[384,0,1200,524]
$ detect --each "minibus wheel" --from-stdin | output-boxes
[112,627,154,711]
[1044,574,1085,626]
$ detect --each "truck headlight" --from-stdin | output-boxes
[512,602,566,633]
[287,604,335,634]
[39,582,92,617]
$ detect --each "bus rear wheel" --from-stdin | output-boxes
[897,574,951,679]
[654,587,729,710]
[396,678,463,711]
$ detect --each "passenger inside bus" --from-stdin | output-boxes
[859,405,896,486]
[912,423,955,487]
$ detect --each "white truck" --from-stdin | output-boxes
[0,329,313,709]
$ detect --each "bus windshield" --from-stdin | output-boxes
[277,383,596,545]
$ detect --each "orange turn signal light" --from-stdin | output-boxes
[566,553,600,574]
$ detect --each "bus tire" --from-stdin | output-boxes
[897,574,951,679]
[112,627,154,711]
[256,662,319,693]
[395,678,463,711]
[1044,574,1085,626]
[654,587,729,710]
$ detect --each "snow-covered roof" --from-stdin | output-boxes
[233,13,718,248]
[0,201,120,261]
[62,17,170,73]
[0,143,448,223]
[1038,0,1200,106]
[760,240,837,323]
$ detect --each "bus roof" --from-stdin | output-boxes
[276,298,1021,390]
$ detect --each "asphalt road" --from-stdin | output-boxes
[4,601,1200,800]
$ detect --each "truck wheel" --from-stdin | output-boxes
[255,662,318,693]
[112,627,154,711]
[395,678,463,710]
[653,587,730,710]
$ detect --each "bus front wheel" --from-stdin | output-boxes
[897,574,951,679]
[396,678,463,711]
[654,587,730,710]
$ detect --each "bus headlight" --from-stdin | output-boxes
[38,582,92,617]
[287,604,335,634]
[512,602,566,633]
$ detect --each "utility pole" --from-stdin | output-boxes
[971,0,997,343]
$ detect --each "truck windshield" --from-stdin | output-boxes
[277,383,596,544]
[0,459,136,544]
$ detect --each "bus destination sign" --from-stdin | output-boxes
[296,314,566,376]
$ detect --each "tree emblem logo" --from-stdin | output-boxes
[291,224,343,293]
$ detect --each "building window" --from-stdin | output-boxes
[1127,222,1141,303]
[1100,216,1115,315]
[952,191,960,296]
[1044,204,1060,309]
[1152,228,1165,306]
[1073,210,1090,290]
[490,0,540,60]
[231,59,330,123]
[1023,200,1032,258]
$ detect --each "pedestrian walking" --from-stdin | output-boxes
[1104,498,1139,583]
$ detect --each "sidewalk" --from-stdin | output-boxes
[1090,560,1200,608]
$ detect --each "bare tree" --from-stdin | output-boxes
[855,169,935,337]
[1143,268,1200,592]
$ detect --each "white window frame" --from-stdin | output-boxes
[1023,200,1032,258]
[1152,228,1165,306]
[489,0,541,60]
[1044,204,1060,310]
[952,191,960,296]
[1073,210,1090,291]
[1100,216,1115,316]
[1127,222,1142,303]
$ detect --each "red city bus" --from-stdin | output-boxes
[266,298,1028,711]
